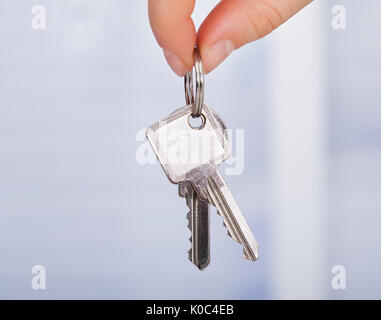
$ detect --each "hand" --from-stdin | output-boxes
[148,0,312,75]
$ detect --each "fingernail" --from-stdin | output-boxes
[163,50,187,76]
[203,40,234,73]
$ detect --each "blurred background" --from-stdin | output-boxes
[0,0,380,299]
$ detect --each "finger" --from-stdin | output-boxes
[197,0,313,73]
[148,0,197,76]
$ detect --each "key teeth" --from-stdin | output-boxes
[186,205,192,261]
[187,211,191,229]
[220,214,238,242]
[223,222,233,239]
[218,211,258,260]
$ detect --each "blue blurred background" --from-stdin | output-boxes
[0,0,380,299]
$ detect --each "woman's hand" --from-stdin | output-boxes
[148,0,312,75]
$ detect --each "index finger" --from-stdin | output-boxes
[148,0,197,76]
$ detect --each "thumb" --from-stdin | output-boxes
[197,0,313,73]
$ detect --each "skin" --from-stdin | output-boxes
[148,0,313,75]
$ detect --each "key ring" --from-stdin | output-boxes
[184,47,204,117]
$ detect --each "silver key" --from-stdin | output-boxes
[177,108,228,270]
[146,103,259,261]
[179,181,210,270]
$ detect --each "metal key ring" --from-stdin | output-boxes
[184,47,204,117]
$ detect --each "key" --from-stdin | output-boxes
[177,108,229,270]
[179,181,210,270]
[146,103,259,261]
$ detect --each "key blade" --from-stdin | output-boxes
[179,182,210,270]
[206,171,259,261]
